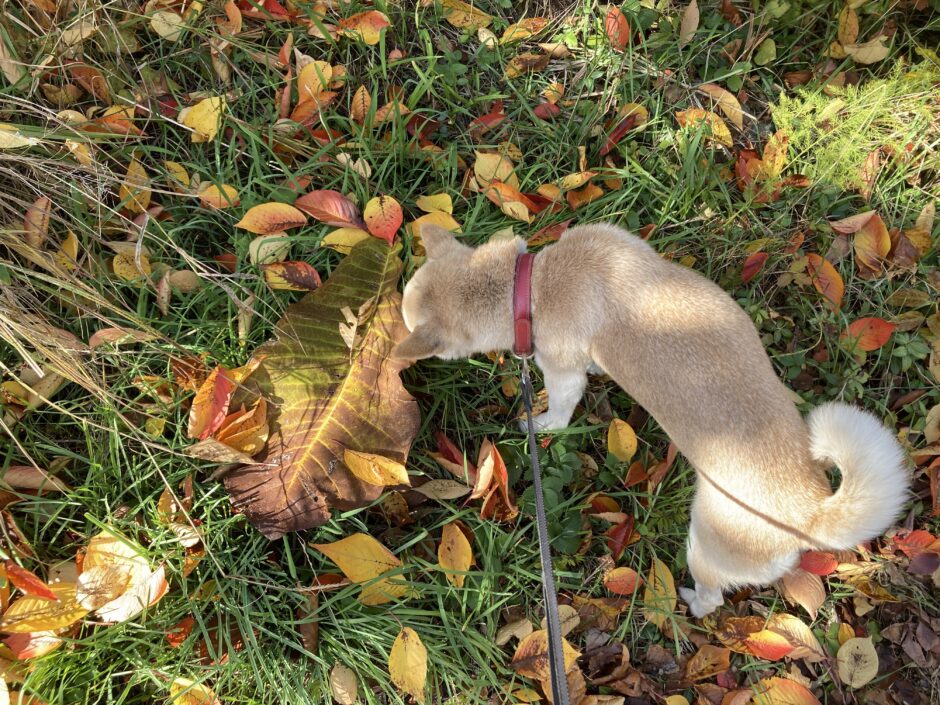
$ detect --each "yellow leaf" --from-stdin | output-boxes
[112,252,152,283]
[442,0,493,30]
[248,234,291,264]
[164,160,191,191]
[179,96,226,143]
[844,37,890,64]
[119,156,151,214]
[678,0,699,48]
[339,10,390,46]
[151,10,186,42]
[198,183,240,209]
[415,193,453,214]
[235,202,307,235]
[607,419,637,462]
[836,637,878,688]
[406,212,463,256]
[557,171,596,191]
[837,6,859,46]
[54,230,79,271]
[0,124,40,149]
[322,227,371,254]
[343,449,410,487]
[297,61,332,103]
[438,522,472,588]
[499,17,548,45]
[388,627,427,704]
[474,151,519,189]
[543,82,564,105]
[329,663,358,705]
[310,533,407,605]
[510,629,580,680]
[642,557,676,629]
[697,83,744,130]
[675,108,733,147]
[665,697,690,705]
[170,678,220,705]
[915,201,935,234]
[0,582,89,633]
[761,131,789,180]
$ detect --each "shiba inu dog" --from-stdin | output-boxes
[393,223,910,617]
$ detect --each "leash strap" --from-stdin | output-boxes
[520,357,570,704]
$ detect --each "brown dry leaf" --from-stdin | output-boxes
[505,52,550,79]
[310,533,407,605]
[838,6,860,46]
[679,0,700,48]
[779,569,826,619]
[698,84,744,130]
[329,662,358,705]
[23,196,51,249]
[388,627,427,703]
[500,17,549,45]
[685,644,731,681]
[438,521,472,588]
[511,629,580,680]
[836,637,878,688]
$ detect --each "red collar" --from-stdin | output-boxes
[513,253,536,357]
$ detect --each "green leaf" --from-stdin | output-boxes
[224,239,420,538]
[755,39,777,66]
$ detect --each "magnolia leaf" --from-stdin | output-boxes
[836,637,878,688]
[389,627,427,703]
[224,240,420,538]
[438,522,472,588]
[642,557,676,629]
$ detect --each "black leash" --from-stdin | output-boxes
[519,356,570,704]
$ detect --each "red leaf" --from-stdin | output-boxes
[363,195,403,244]
[799,550,838,575]
[599,114,639,157]
[606,516,635,560]
[294,190,365,229]
[214,252,238,272]
[407,115,442,140]
[188,366,237,440]
[741,251,768,284]
[468,102,506,141]
[605,6,631,51]
[841,317,896,352]
[527,219,572,247]
[734,149,761,192]
[533,102,561,120]
[167,615,196,648]
[5,561,59,602]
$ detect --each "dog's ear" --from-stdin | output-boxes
[392,325,443,360]
[421,225,469,259]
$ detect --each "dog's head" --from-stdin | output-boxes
[393,225,523,361]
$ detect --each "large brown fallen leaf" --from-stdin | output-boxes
[224,239,420,538]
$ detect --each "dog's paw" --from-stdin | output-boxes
[518,413,568,434]
[679,586,722,619]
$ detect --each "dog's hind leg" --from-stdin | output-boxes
[679,522,727,617]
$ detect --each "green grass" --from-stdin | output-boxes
[1,0,939,703]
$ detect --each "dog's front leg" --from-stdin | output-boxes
[522,359,587,432]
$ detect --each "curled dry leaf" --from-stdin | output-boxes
[779,568,826,620]
[511,629,580,680]
[235,202,307,235]
[388,627,427,704]
[438,522,473,587]
[310,532,407,605]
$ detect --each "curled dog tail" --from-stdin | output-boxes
[807,402,909,549]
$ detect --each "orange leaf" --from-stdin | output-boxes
[485,181,534,223]
[234,202,307,235]
[685,644,731,680]
[800,550,838,575]
[841,317,896,352]
[741,251,768,283]
[261,261,322,291]
[603,566,640,596]
[198,183,240,209]
[566,183,604,210]
[337,10,390,45]
[438,522,473,588]
[67,63,110,103]
[295,190,365,229]
[187,366,236,440]
[854,212,890,277]
[23,196,52,249]
[475,440,519,522]
[751,677,820,705]
[363,195,403,243]
[744,629,795,661]
[351,85,372,123]
[5,562,59,602]
[805,254,844,310]
[605,7,630,51]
